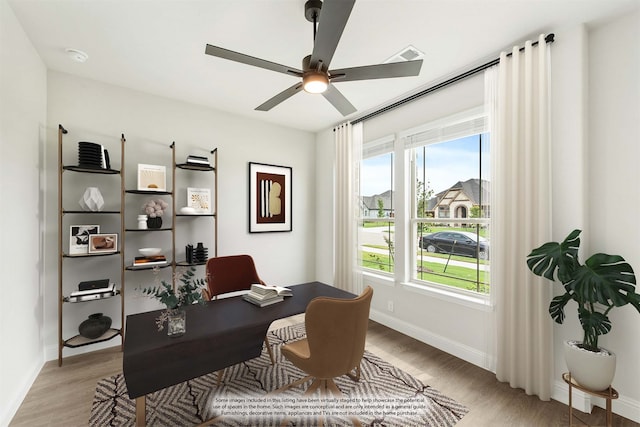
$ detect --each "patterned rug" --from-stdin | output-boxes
[90,323,468,426]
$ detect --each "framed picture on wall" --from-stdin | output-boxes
[69,224,100,255]
[88,233,118,254]
[248,162,292,233]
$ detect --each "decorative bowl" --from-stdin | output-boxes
[180,206,196,214]
[139,247,162,257]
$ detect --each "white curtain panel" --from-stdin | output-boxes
[334,122,363,293]
[490,34,553,400]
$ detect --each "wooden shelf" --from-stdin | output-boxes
[176,162,215,171]
[63,328,121,348]
[175,261,207,267]
[63,165,120,174]
[63,251,121,258]
[57,125,125,366]
[63,210,121,214]
[125,189,172,195]
[124,228,172,232]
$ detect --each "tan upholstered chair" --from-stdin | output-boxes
[277,286,373,396]
[203,255,275,382]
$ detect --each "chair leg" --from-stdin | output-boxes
[346,364,361,382]
[270,375,313,394]
[216,369,224,386]
[264,336,275,365]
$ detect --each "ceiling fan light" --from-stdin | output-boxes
[303,72,328,94]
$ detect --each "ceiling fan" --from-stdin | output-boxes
[204,0,423,116]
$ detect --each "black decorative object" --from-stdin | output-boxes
[185,244,194,264]
[193,242,208,263]
[79,313,112,339]
[147,216,162,229]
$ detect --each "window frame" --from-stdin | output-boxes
[358,135,396,278]
[403,107,491,298]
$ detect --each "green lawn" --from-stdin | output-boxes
[360,250,489,294]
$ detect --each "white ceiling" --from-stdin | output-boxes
[8,0,639,133]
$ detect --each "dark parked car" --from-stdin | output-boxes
[419,231,489,260]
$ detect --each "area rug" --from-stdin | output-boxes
[90,323,468,426]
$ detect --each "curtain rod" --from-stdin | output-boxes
[351,33,554,125]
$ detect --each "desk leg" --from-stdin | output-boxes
[135,396,146,427]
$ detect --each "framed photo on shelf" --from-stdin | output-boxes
[69,225,100,255]
[187,187,211,213]
[137,164,166,191]
[88,233,118,254]
[248,162,292,233]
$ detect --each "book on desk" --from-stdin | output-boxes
[243,283,292,307]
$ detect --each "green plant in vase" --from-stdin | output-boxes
[526,229,639,390]
[139,267,207,335]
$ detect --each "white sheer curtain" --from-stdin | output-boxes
[489,34,553,400]
[334,122,363,293]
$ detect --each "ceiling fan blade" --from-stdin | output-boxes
[309,0,355,70]
[330,60,423,82]
[322,84,357,116]
[255,83,304,111]
[205,44,302,76]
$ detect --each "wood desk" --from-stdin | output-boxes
[123,281,355,426]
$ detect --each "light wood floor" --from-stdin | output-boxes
[10,316,639,426]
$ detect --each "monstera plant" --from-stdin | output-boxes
[526,229,640,390]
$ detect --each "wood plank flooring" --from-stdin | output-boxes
[10,317,639,426]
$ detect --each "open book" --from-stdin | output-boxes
[250,283,292,298]
[243,284,292,307]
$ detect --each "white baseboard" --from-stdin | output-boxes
[370,308,494,371]
[1,359,43,427]
[370,309,640,424]
[552,379,640,423]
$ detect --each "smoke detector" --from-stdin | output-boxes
[65,48,88,63]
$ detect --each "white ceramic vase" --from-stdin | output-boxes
[79,187,105,212]
[564,340,616,391]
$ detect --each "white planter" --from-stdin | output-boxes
[564,340,616,391]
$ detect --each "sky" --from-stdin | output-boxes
[360,134,490,197]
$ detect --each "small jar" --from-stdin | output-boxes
[137,215,148,230]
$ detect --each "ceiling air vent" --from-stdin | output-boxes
[385,45,425,64]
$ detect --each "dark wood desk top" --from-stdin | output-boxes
[123,281,354,399]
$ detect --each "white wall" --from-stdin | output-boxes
[315,11,640,422]
[586,9,640,417]
[43,71,317,361]
[0,0,48,424]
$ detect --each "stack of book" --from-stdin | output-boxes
[130,254,168,269]
[67,281,117,302]
[186,155,210,166]
[243,283,292,307]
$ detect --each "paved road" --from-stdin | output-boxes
[359,227,489,271]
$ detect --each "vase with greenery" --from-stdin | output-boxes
[139,267,207,336]
[526,229,640,390]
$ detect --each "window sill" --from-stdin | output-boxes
[400,281,493,311]
[362,270,395,287]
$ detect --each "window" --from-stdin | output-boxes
[359,136,394,274]
[406,108,490,295]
